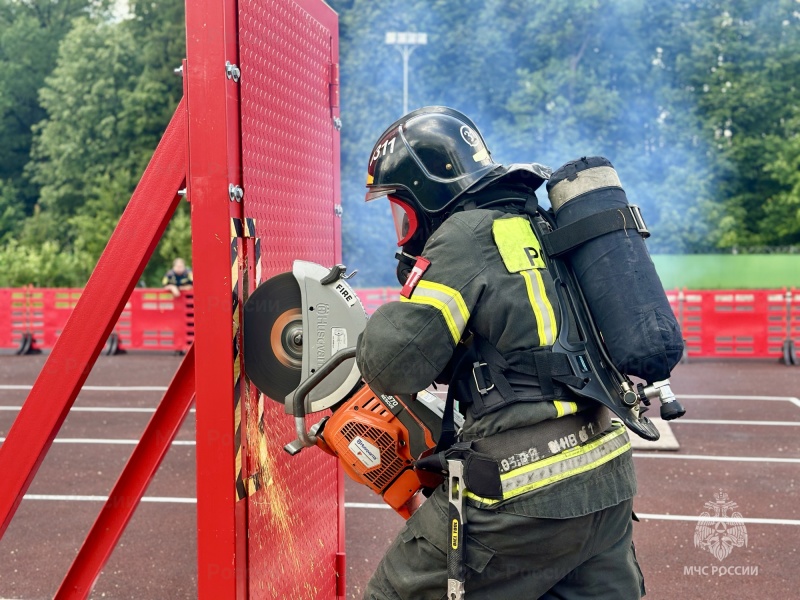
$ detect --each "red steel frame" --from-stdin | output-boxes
[0,1,343,598]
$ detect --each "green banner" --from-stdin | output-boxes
[652,255,800,289]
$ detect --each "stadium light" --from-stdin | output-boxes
[385,31,428,115]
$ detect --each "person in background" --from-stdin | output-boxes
[162,258,193,297]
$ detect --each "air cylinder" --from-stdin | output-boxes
[546,156,683,382]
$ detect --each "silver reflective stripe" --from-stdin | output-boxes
[548,166,622,211]
[465,425,631,505]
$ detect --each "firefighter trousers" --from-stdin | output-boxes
[363,490,645,600]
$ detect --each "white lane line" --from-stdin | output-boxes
[673,419,800,426]
[0,437,195,445]
[0,406,195,414]
[633,453,800,463]
[345,502,394,510]
[680,394,799,402]
[636,513,800,526]
[23,494,196,504]
[0,385,168,391]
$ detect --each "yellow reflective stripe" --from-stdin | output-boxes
[464,426,630,505]
[401,294,460,344]
[500,425,627,482]
[417,280,470,325]
[521,270,557,346]
[553,401,578,418]
[499,439,631,502]
[401,280,470,344]
[532,269,557,344]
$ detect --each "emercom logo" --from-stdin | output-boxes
[693,489,748,562]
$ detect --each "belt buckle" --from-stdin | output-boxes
[472,362,494,395]
[628,205,650,237]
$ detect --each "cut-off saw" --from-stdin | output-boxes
[243,261,451,518]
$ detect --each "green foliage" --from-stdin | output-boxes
[0,0,110,211]
[29,17,144,215]
[0,0,185,288]
[0,179,24,242]
[0,238,92,287]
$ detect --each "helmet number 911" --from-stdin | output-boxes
[370,136,396,166]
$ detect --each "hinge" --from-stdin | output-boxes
[329,62,340,109]
[229,184,244,202]
[225,61,241,83]
[334,204,343,218]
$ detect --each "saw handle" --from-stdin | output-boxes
[284,347,358,455]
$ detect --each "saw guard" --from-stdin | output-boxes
[243,260,367,413]
[284,260,367,413]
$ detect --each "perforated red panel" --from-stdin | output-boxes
[239,1,341,598]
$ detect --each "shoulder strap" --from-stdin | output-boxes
[541,205,650,257]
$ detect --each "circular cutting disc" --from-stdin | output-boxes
[243,272,304,402]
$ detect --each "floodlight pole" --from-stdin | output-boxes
[385,32,427,115]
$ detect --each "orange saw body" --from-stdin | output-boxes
[315,385,441,519]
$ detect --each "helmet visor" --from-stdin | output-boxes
[365,185,396,202]
[388,196,418,246]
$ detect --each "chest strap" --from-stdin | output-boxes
[434,333,588,456]
[465,333,586,418]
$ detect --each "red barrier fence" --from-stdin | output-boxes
[0,288,29,353]
[360,288,800,362]
[0,288,193,354]
[2,286,798,361]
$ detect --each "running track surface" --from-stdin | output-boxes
[0,355,797,599]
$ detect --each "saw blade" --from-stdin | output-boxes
[243,272,303,402]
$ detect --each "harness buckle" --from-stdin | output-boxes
[472,362,494,395]
[628,205,650,237]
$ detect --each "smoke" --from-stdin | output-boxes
[333,0,726,285]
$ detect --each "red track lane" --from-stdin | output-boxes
[0,355,798,599]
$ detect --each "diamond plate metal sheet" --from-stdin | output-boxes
[239,1,341,598]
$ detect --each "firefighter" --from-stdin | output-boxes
[356,106,645,599]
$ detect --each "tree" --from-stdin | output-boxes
[18,0,187,286]
[0,0,110,211]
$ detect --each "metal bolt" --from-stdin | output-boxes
[225,61,241,82]
[178,188,187,196]
[174,65,183,76]
[333,116,343,131]
[229,184,244,202]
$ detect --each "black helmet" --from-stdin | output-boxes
[365,107,498,243]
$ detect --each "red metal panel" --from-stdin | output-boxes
[184,0,243,594]
[55,345,196,598]
[238,0,342,597]
[0,98,187,536]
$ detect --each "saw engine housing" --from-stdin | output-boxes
[316,386,443,519]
